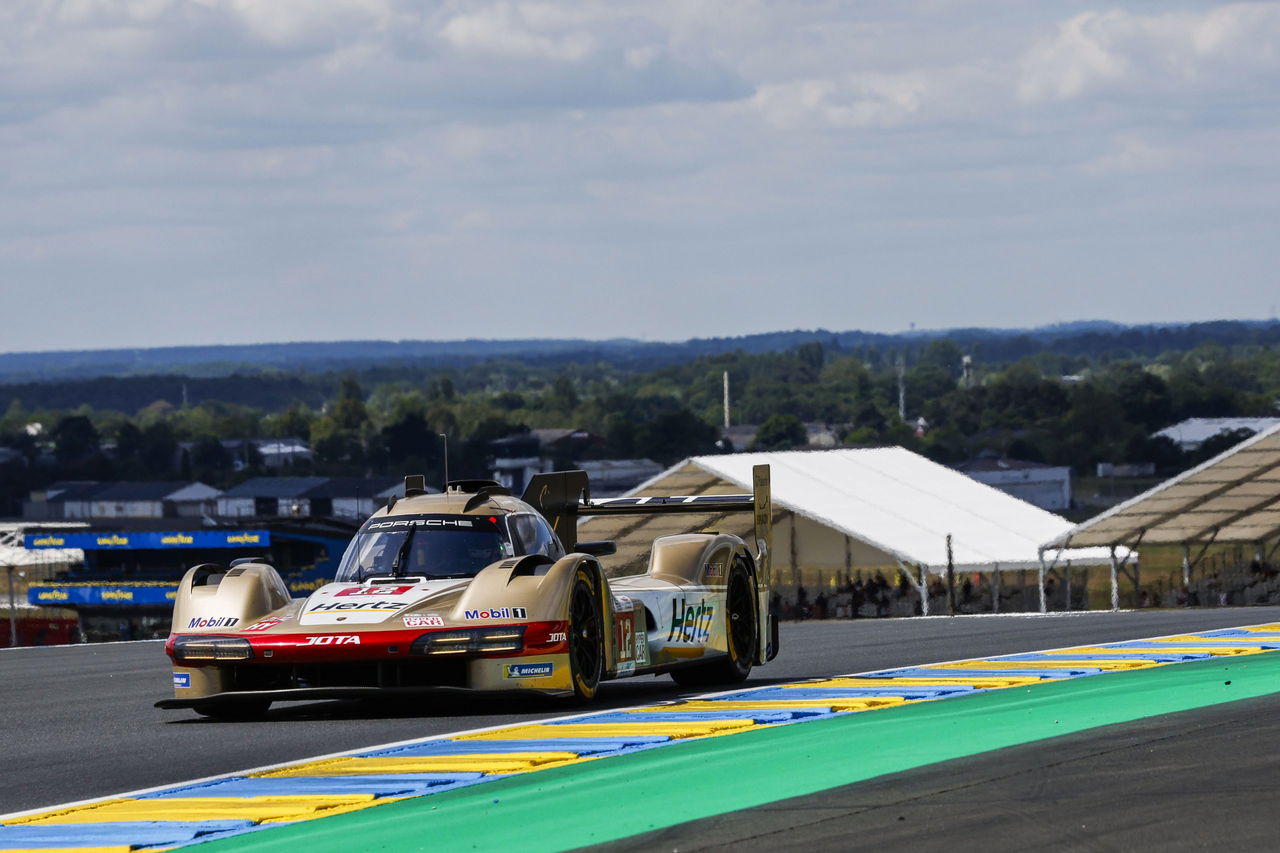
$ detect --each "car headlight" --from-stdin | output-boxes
[411,627,525,656]
[173,636,253,662]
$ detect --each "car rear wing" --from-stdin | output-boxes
[522,465,773,587]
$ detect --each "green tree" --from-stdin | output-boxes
[752,414,807,451]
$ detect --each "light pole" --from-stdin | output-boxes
[439,433,449,490]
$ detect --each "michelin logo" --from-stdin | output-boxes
[504,662,553,679]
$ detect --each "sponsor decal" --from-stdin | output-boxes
[173,672,191,688]
[336,585,415,597]
[303,635,361,645]
[308,600,402,612]
[403,615,445,628]
[187,616,239,629]
[667,598,715,645]
[37,589,69,601]
[27,530,271,550]
[243,617,288,632]
[615,610,636,663]
[504,662,553,679]
[704,558,726,579]
[548,631,567,642]
[100,589,134,602]
[464,607,527,620]
[366,518,474,530]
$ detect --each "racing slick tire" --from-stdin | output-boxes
[193,699,272,721]
[568,566,604,702]
[671,561,757,688]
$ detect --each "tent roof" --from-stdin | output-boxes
[1047,423,1280,549]
[653,448,1111,571]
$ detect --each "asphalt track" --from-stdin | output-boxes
[602,690,1280,852]
[3,607,1278,820]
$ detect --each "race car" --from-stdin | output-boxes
[158,466,777,718]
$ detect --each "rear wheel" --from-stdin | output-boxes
[567,567,603,702]
[193,699,271,721]
[671,562,756,687]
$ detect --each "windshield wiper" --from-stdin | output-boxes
[389,524,418,578]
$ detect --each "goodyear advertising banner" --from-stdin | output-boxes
[24,530,270,550]
[28,584,179,606]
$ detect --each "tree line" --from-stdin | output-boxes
[2,334,1279,515]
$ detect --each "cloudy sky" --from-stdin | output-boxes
[2,1,1278,352]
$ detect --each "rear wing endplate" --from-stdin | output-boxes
[522,464,773,586]
[523,465,775,664]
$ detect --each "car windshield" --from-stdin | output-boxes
[335,514,515,583]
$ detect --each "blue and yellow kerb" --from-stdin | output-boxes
[5,623,1280,852]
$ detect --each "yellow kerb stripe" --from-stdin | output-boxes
[255,753,585,777]
[458,720,756,741]
[8,796,382,826]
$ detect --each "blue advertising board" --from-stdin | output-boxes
[24,530,271,550]
[28,584,179,606]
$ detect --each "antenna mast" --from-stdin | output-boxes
[723,371,731,431]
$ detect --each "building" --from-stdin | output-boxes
[489,428,604,493]
[87,481,220,519]
[1153,417,1280,453]
[23,482,219,521]
[953,457,1072,511]
[214,476,401,520]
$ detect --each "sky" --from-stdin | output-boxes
[2,1,1279,353]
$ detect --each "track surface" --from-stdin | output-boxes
[601,692,1280,852]
[4,608,1278,816]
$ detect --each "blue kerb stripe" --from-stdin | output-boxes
[996,652,1210,662]
[356,737,670,757]
[1103,641,1280,649]
[722,686,975,702]
[0,820,255,847]
[141,773,488,799]
[869,667,1092,679]
[561,709,832,724]
[1198,630,1280,639]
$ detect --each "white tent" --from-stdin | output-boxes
[589,447,1114,615]
[1046,423,1280,609]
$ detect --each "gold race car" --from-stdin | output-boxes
[158,466,777,718]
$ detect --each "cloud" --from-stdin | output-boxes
[1018,3,1280,102]
[1,2,1279,351]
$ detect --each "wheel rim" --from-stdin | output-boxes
[570,582,601,688]
[726,572,755,663]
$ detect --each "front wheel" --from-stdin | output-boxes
[671,563,757,688]
[567,567,603,702]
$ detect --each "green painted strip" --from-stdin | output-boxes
[190,651,1280,852]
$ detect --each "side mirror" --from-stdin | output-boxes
[576,540,616,557]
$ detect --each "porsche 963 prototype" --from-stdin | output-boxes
[158,466,777,718]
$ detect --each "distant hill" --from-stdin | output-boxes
[2,320,1279,386]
